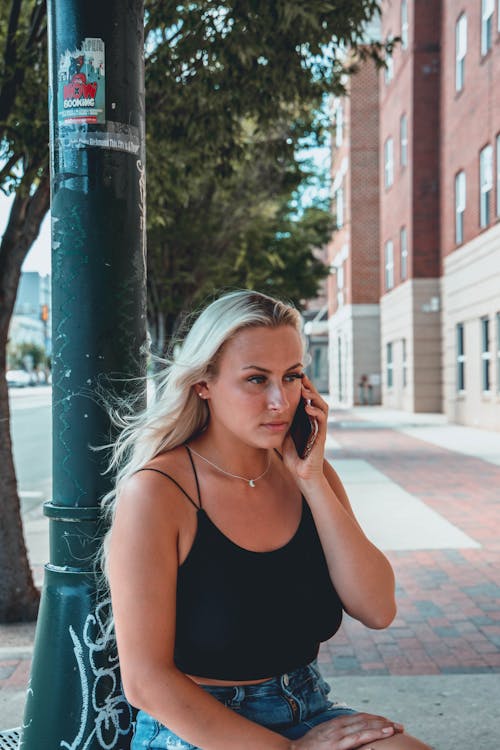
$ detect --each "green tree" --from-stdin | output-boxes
[0,0,48,622]
[144,0,387,348]
[0,0,388,621]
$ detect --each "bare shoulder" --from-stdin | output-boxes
[113,445,197,538]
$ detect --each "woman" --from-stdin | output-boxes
[104,290,431,750]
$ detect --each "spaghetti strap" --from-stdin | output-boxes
[184,445,202,508]
[135,467,200,510]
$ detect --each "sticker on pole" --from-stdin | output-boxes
[58,38,105,125]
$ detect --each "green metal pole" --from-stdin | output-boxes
[21,2,146,748]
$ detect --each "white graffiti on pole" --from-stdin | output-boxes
[61,599,133,750]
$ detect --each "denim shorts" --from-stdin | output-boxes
[131,660,357,748]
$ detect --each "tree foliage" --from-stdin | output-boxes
[0,0,387,620]
[0,0,48,622]
[144,0,386,346]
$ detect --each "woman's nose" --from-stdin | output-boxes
[267,384,289,411]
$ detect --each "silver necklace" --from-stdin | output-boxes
[188,446,271,488]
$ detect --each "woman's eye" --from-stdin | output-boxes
[285,372,304,383]
[247,375,266,384]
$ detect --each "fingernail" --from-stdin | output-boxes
[382,728,394,734]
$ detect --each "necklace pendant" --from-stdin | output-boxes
[249,479,256,488]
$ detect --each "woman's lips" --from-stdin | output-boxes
[262,422,288,432]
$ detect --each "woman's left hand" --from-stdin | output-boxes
[282,375,329,484]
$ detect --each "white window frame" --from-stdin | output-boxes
[335,102,344,147]
[455,170,466,244]
[481,316,491,392]
[386,342,394,389]
[400,114,408,168]
[401,0,409,50]
[496,134,500,218]
[384,137,394,188]
[480,145,493,228]
[337,263,344,308]
[497,312,500,393]
[335,185,344,228]
[402,338,408,388]
[385,239,394,291]
[481,0,494,56]
[456,323,466,392]
[400,226,408,280]
[337,336,343,401]
[455,14,467,92]
[385,41,394,84]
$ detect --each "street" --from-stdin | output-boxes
[8,386,52,514]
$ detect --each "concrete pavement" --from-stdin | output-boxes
[1,405,499,748]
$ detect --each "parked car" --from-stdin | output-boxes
[6,369,32,387]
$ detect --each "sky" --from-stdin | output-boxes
[0,193,52,276]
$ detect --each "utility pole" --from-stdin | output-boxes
[21,2,146,748]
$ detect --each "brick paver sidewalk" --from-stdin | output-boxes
[319,420,500,677]
[2,417,499,702]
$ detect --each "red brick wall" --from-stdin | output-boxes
[350,59,381,304]
[329,55,380,314]
[440,0,500,262]
[380,0,441,292]
[328,86,351,316]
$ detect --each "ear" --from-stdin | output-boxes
[193,381,209,400]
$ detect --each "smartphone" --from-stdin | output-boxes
[290,398,319,459]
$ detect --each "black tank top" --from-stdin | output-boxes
[138,446,343,681]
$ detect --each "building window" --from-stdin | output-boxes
[456,323,465,392]
[455,13,467,91]
[384,137,394,188]
[497,134,500,217]
[335,102,343,147]
[400,114,408,168]
[455,171,466,244]
[337,263,344,308]
[481,0,494,56]
[385,240,394,291]
[479,145,493,228]
[387,342,393,388]
[481,317,491,392]
[384,43,394,84]
[335,185,344,228]
[497,312,500,392]
[401,0,409,49]
[402,338,407,387]
[400,226,408,280]
[337,336,343,401]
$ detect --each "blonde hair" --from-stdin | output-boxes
[100,290,303,582]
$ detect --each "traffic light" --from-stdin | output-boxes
[41,304,49,322]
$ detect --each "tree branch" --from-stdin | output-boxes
[25,0,47,50]
[0,0,23,121]
[0,151,21,187]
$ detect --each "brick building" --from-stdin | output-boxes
[379,0,442,412]
[328,52,382,407]
[440,0,500,429]
[328,0,500,428]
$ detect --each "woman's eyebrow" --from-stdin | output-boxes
[242,362,303,373]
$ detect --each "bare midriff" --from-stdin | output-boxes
[187,673,273,686]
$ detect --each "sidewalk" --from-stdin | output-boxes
[1,406,499,748]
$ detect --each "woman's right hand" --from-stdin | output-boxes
[290,712,404,749]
